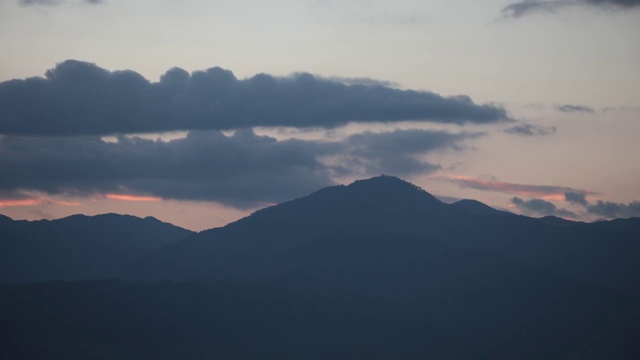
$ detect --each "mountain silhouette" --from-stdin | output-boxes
[130,175,640,294]
[2,176,640,359]
[0,213,193,283]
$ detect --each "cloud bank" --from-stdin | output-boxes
[0,129,479,208]
[502,0,640,18]
[564,191,589,206]
[0,60,509,136]
[502,189,640,219]
[564,191,640,218]
[511,196,576,218]
[504,123,557,136]
[556,104,596,113]
[587,200,640,218]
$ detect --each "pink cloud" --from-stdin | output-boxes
[0,195,80,208]
[0,198,43,207]
[435,175,597,200]
[106,194,163,202]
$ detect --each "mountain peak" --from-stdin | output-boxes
[246,175,445,223]
[343,175,442,204]
[349,175,423,190]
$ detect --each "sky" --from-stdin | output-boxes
[0,0,639,231]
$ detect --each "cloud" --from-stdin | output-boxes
[504,123,556,136]
[330,130,483,176]
[439,175,639,220]
[0,190,80,207]
[0,60,510,136]
[511,196,576,218]
[0,129,478,208]
[502,1,566,17]
[502,0,640,18]
[0,131,332,208]
[556,104,596,113]
[564,191,640,218]
[18,0,102,6]
[0,198,43,207]
[564,191,589,206]
[438,175,596,200]
[587,200,640,218]
[105,194,162,202]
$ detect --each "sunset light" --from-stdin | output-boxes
[106,194,163,202]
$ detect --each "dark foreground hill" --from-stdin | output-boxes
[0,214,193,283]
[1,279,638,360]
[0,280,463,360]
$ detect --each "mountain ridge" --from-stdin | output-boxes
[0,213,193,283]
[128,176,640,295]
[2,176,640,359]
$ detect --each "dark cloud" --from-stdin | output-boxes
[18,0,102,6]
[502,0,640,18]
[0,131,332,208]
[502,1,565,17]
[0,129,477,208]
[0,60,509,136]
[587,200,640,218]
[511,196,576,218]
[556,104,596,113]
[564,191,589,206]
[564,191,640,218]
[330,130,483,176]
[504,123,556,136]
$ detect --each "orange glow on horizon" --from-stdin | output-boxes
[106,194,163,202]
[0,198,43,207]
[0,193,162,208]
[51,200,81,206]
[0,197,81,207]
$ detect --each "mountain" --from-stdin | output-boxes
[592,217,640,235]
[3,176,640,358]
[121,176,640,358]
[130,175,640,294]
[0,214,193,283]
[127,176,457,280]
[438,213,640,294]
